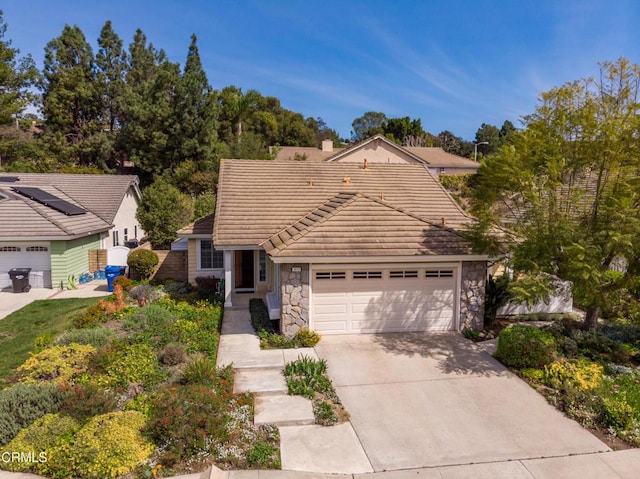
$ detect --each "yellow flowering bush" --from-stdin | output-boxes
[0,413,78,474]
[68,411,153,478]
[17,344,96,385]
[542,359,604,391]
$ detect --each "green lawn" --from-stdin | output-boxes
[0,297,101,384]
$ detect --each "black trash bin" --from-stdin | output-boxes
[8,268,31,293]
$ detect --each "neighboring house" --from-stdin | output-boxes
[273,134,481,176]
[208,143,489,336]
[0,173,144,289]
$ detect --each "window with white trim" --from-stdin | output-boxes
[112,231,119,246]
[26,246,48,252]
[200,240,223,269]
[124,228,128,242]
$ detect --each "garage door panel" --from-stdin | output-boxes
[313,267,457,334]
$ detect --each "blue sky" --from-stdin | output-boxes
[3,0,639,140]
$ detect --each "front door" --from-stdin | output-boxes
[234,250,255,291]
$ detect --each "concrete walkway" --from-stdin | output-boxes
[0,280,111,320]
[214,306,640,479]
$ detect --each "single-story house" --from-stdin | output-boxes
[273,134,481,176]
[174,213,220,285]
[209,142,488,335]
[0,173,144,289]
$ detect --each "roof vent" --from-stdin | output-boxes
[308,178,314,187]
[380,191,385,201]
[441,217,446,227]
[363,158,368,170]
[342,177,351,184]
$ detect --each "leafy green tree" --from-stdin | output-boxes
[351,111,387,141]
[499,120,517,144]
[384,116,426,145]
[0,10,38,125]
[42,25,99,144]
[474,123,500,156]
[136,178,194,249]
[469,58,640,330]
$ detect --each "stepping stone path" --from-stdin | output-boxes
[217,307,316,427]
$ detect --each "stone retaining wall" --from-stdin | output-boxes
[460,261,487,330]
[280,263,310,337]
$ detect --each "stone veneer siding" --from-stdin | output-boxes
[280,263,310,337]
[459,261,487,330]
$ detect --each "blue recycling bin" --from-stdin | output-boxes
[105,265,122,292]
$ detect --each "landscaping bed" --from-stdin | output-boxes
[249,298,320,349]
[0,280,280,478]
[492,318,640,449]
[284,355,349,426]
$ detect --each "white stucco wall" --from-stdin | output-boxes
[103,187,145,248]
[333,141,421,164]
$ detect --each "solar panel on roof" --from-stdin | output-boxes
[11,186,87,216]
[0,176,19,183]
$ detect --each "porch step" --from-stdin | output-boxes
[217,349,285,370]
[254,394,315,427]
[233,367,287,395]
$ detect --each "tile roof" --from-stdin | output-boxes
[0,173,139,240]
[213,160,473,252]
[261,192,472,257]
[177,213,215,236]
[273,134,479,170]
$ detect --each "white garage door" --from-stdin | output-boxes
[312,267,456,334]
[0,243,52,288]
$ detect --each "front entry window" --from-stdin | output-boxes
[200,240,223,269]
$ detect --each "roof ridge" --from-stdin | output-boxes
[261,192,360,253]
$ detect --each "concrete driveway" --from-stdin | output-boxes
[314,332,609,472]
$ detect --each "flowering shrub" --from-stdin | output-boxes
[94,343,160,388]
[67,411,153,478]
[542,359,604,391]
[17,344,96,385]
[58,382,119,421]
[147,384,232,465]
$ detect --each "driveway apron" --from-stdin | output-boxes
[314,332,609,472]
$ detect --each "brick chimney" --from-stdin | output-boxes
[321,139,333,152]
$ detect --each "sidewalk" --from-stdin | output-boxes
[0,280,111,321]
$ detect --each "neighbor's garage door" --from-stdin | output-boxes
[312,267,456,334]
[0,243,51,288]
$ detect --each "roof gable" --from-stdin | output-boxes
[262,192,471,258]
[0,173,139,240]
[325,134,426,165]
